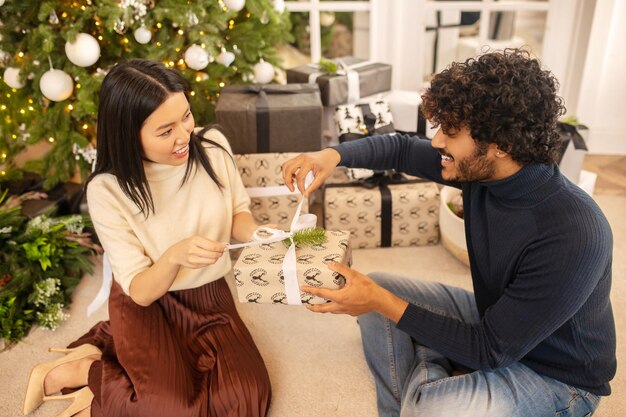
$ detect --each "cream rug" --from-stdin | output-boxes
[1,194,624,417]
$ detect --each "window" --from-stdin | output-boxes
[422,0,550,80]
[285,0,375,66]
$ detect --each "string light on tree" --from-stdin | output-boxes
[65,33,101,67]
[3,67,25,89]
[184,44,209,70]
[253,59,274,84]
[223,0,245,12]
[133,25,152,44]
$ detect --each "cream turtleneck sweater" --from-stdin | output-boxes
[86,128,250,295]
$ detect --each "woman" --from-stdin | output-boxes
[23,59,271,417]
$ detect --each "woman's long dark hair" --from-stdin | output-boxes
[86,59,227,217]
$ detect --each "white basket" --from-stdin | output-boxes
[439,186,469,267]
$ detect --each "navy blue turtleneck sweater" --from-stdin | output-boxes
[334,135,616,395]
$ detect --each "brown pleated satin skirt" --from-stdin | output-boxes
[68,278,271,417]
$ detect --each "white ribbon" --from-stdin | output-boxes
[307,59,374,104]
[245,171,314,198]
[87,252,112,317]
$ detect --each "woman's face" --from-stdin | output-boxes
[140,92,195,166]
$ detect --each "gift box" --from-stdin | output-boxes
[556,122,589,184]
[233,230,352,305]
[324,173,440,249]
[381,91,428,137]
[1,173,85,218]
[215,84,323,154]
[334,97,396,143]
[287,57,392,107]
[235,153,309,227]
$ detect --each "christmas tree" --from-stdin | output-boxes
[0,0,292,188]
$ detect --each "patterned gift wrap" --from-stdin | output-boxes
[324,177,440,249]
[235,153,309,227]
[233,230,352,305]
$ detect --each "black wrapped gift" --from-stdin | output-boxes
[215,84,323,154]
[286,57,392,107]
[1,173,85,219]
[556,122,588,184]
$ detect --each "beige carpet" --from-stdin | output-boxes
[1,194,624,417]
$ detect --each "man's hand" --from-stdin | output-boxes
[281,148,341,197]
[303,262,409,322]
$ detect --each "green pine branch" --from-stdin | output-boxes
[283,227,328,247]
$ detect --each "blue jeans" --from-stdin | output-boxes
[358,272,601,417]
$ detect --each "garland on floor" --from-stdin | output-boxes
[0,189,101,349]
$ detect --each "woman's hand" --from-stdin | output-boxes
[281,148,342,197]
[168,237,227,269]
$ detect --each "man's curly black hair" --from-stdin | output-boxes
[421,49,566,165]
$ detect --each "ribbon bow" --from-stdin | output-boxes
[557,122,588,150]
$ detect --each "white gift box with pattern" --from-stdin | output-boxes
[233,229,352,305]
[324,172,440,249]
[235,153,309,227]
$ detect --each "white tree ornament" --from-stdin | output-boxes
[253,59,274,84]
[40,69,74,101]
[184,44,209,70]
[133,25,152,44]
[223,0,245,12]
[65,33,101,67]
[3,67,25,89]
[217,49,235,67]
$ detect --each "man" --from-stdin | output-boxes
[281,49,616,417]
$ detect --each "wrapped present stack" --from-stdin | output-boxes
[287,57,393,145]
[324,171,440,249]
[233,229,352,305]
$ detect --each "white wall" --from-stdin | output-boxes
[577,0,626,155]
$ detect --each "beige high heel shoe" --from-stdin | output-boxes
[22,344,101,415]
[43,386,94,417]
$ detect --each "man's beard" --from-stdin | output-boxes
[446,142,496,182]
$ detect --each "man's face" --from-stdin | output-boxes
[431,126,496,182]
